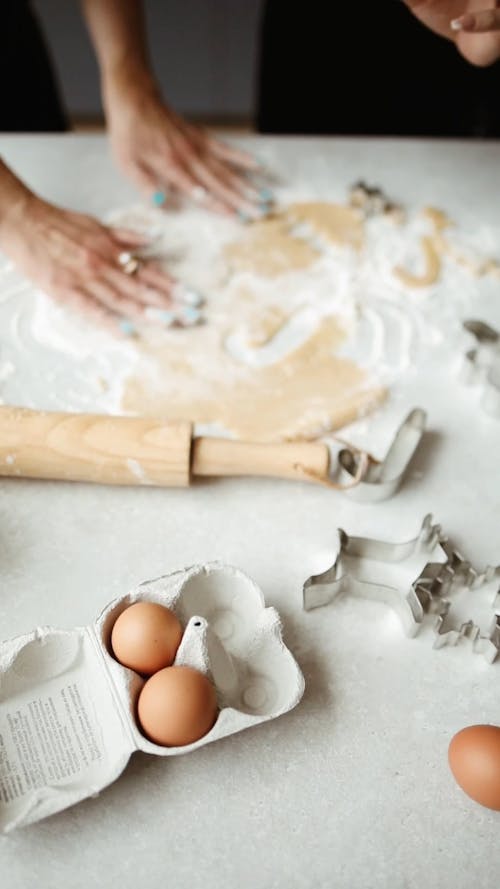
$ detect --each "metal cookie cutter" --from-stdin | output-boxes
[461,319,500,418]
[303,514,451,636]
[336,408,426,502]
[432,563,500,664]
[304,515,500,663]
[349,180,404,221]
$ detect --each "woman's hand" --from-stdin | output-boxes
[405,1,500,65]
[0,193,200,335]
[104,68,271,219]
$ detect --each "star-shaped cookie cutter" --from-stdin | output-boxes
[304,515,500,663]
[460,319,500,418]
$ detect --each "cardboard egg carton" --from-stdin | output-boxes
[0,563,304,832]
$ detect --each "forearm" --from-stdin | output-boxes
[0,159,33,246]
[80,0,155,94]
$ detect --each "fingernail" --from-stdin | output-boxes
[145,307,176,327]
[118,318,137,337]
[259,187,274,203]
[178,306,203,326]
[174,284,205,307]
[237,209,251,223]
[152,190,167,207]
[451,14,474,30]
[184,290,204,307]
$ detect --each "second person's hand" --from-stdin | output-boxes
[405,1,500,64]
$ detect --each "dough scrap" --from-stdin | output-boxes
[423,206,454,232]
[423,206,500,279]
[393,235,441,288]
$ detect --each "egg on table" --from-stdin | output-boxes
[111,601,183,675]
[448,724,500,811]
[137,665,218,747]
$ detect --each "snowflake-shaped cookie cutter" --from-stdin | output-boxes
[432,564,500,664]
[460,319,500,418]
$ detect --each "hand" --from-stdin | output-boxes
[0,194,200,335]
[405,1,500,64]
[104,69,271,219]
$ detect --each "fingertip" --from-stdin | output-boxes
[177,305,204,327]
[118,318,139,337]
[151,189,168,208]
[451,13,476,32]
[259,187,275,203]
[173,283,205,307]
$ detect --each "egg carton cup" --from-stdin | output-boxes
[0,563,305,832]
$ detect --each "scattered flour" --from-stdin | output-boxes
[0,181,499,441]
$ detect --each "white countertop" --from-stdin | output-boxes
[0,135,499,889]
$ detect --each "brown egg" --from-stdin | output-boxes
[111,602,183,675]
[137,665,218,747]
[448,724,500,810]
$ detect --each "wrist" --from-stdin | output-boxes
[0,182,36,248]
[103,59,158,112]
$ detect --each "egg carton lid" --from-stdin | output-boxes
[0,563,305,832]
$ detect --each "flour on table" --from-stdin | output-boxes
[0,188,499,442]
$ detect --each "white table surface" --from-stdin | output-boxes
[0,134,499,889]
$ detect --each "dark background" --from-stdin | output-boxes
[33,0,261,124]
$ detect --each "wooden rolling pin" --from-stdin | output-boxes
[0,406,331,488]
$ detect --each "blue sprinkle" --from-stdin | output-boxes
[152,190,167,207]
[119,319,136,337]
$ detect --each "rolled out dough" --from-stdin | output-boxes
[285,202,365,251]
[224,217,319,277]
[123,317,385,442]
[224,203,365,278]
